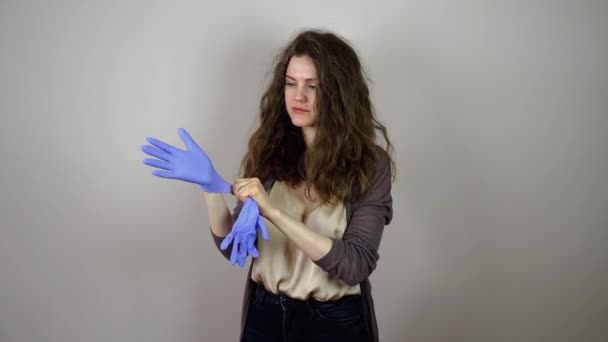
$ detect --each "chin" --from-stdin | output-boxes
[291,120,315,128]
[288,115,313,127]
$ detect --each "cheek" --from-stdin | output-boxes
[284,88,294,100]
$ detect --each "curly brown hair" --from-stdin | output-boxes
[240,28,395,204]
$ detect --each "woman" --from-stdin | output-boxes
[143,29,394,341]
[211,29,394,342]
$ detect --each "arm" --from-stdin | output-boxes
[265,209,333,262]
[206,192,244,261]
[312,154,393,286]
[232,178,333,262]
[232,154,393,285]
[141,128,246,261]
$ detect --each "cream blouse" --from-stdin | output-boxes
[250,180,361,301]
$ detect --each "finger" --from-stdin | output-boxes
[177,128,203,152]
[234,182,243,194]
[233,179,249,190]
[141,144,171,161]
[247,236,259,258]
[234,178,255,185]
[152,170,176,179]
[238,238,248,267]
[145,136,180,155]
[230,233,241,265]
[239,185,261,201]
[220,231,235,250]
[256,215,270,240]
[237,183,250,195]
[143,158,172,171]
[238,251,247,268]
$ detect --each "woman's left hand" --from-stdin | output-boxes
[233,177,277,218]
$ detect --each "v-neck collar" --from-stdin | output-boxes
[274,181,324,223]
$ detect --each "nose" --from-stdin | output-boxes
[295,87,306,102]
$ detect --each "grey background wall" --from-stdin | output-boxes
[1,1,606,341]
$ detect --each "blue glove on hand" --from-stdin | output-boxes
[141,128,231,193]
[142,128,270,267]
[220,198,270,267]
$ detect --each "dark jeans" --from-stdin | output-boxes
[241,282,368,342]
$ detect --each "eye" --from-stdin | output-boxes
[308,85,317,90]
[285,82,295,87]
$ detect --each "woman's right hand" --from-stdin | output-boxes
[141,128,232,193]
[220,197,270,267]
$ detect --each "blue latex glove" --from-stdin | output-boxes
[221,198,270,267]
[141,128,231,193]
[142,128,270,267]
[239,212,271,266]
[244,215,271,258]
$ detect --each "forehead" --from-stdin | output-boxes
[286,55,317,80]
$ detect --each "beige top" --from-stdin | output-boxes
[250,180,361,301]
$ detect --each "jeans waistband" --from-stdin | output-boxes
[253,282,310,306]
[252,281,361,310]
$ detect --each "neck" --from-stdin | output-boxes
[302,126,316,149]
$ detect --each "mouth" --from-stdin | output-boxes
[292,107,310,113]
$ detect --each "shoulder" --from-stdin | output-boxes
[372,147,393,182]
[359,147,393,198]
[349,147,394,224]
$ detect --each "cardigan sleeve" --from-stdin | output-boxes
[210,198,245,261]
[313,153,393,286]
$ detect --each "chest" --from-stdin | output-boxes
[289,183,322,221]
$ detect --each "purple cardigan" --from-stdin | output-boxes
[210,154,393,341]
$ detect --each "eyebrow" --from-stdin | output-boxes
[286,75,318,81]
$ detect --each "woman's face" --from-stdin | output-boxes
[284,55,318,128]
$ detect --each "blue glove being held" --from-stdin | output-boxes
[141,128,231,193]
[221,198,270,267]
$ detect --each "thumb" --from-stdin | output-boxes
[177,128,202,151]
